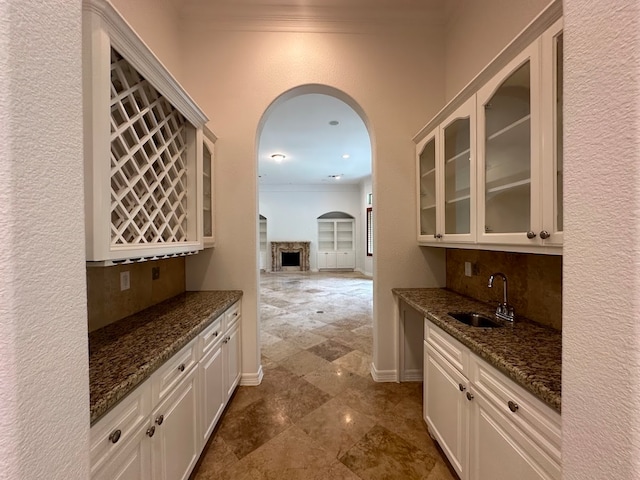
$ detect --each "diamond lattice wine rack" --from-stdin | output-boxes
[83,0,208,264]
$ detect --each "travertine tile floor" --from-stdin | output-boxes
[193,271,455,480]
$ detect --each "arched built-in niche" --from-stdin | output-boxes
[317,211,356,270]
[259,215,267,271]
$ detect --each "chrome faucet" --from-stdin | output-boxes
[488,272,515,322]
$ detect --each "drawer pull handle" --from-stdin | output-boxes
[508,400,519,412]
[146,426,155,438]
[178,364,185,372]
[212,331,218,338]
[223,338,228,344]
[109,429,122,444]
[458,383,466,392]
[466,392,474,401]
[155,415,164,426]
[233,312,238,317]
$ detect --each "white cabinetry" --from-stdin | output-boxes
[259,216,267,271]
[202,127,216,248]
[417,97,476,244]
[424,320,561,480]
[91,301,242,480]
[83,0,208,263]
[317,218,355,270]
[413,5,563,253]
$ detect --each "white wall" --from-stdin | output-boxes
[444,0,551,101]
[359,176,373,276]
[0,1,89,478]
[180,25,447,380]
[260,184,361,271]
[563,1,640,478]
[111,0,183,78]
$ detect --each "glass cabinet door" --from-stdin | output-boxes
[478,42,540,245]
[203,144,213,238]
[441,96,475,241]
[418,134,437,239]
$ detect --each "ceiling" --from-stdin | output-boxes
[258,93,371,185]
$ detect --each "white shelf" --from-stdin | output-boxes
[445,148,471,164]
[421,167,436,177]
[446,194,471,204]
[486,178,531,194]
[487,114,530,142]
[421,204,436,211]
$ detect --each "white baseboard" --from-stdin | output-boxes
[370,362,398,382]
[401,369,423,382]
[240,365,263,386]
[356,267,373,278]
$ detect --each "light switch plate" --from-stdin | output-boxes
[464,262,472,277]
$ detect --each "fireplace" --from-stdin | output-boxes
[271,241,310,272]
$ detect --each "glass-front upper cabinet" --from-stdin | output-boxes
[416,97,476,243]
[477,42,542,245]
[417,131,438,240]
[202,127,216,248]
[540,18,564,246]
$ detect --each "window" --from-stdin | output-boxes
[366,207,373,256]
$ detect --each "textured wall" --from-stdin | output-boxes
[446,249,562,330]
[444,0,550,101]
[563,0,640,478]
[87,257,186,332]
[0,1,89,478]
[179,26,448,378]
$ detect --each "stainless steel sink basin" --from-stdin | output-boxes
[448,312,503,328]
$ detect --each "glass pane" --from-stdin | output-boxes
[419,137,437,236]
[202,147,212,237]
[484,61,531,233]
[444,117,471,234]
[556,33,564,232]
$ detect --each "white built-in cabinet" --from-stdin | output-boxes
[83,0,209,264]
[417,97,476,244]
[202,127,216,248]
[90,301,242,480]
[317,216,356,270]
[415,9,563,253]
[424,320,561,480]
[259,216,267,271]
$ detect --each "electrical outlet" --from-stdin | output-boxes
[152,267,160,280]
[464,262,472,277]
[120,271,130,291]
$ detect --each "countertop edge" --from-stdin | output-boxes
[393,288,561,413]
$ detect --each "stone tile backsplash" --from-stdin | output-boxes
[87,257,186,332]
[446,249,562,331]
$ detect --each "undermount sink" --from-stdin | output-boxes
[448,311,503,328]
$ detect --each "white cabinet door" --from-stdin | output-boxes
[424,343,469,479]
[336,251,355,268]
[317,252,337,269]
[224,321,241,399]
[151,368,200,480]
[92,422,151,480]
[477,42,542,246]
[199,341,225,443]
[469,391,560,480]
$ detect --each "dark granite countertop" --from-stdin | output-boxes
[392,288,561,413]
[89,290,243,425]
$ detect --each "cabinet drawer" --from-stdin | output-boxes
[425,318,470,375]
[470,356,561,459]
[151,338,198,406]
[200,314,223,356]
[226,301,241,330]
[90,379,151,475]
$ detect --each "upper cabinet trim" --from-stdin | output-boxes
[413,0,561,143]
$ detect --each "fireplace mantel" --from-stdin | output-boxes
[271,241,310,272]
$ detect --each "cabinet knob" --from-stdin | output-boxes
[466,392,474,401]
[146,426,156,438]
[155,415,164,425]
[458,383,466,392]
[434,233,443,239]
[109,429,121,444]
[508,400,519,412]
[526,231,537,239]
[178,364,185,372]
[223,338,228,344]
[539,230,551,239]
[212,331,218,338]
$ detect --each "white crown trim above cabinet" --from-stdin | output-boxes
[83,0,209,264]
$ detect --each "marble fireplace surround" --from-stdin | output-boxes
[271,241,310,272]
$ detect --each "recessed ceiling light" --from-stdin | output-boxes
[328,174,343,180]
[342,154,350,159]
[270,153,285,162]
[329,120,339,126]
